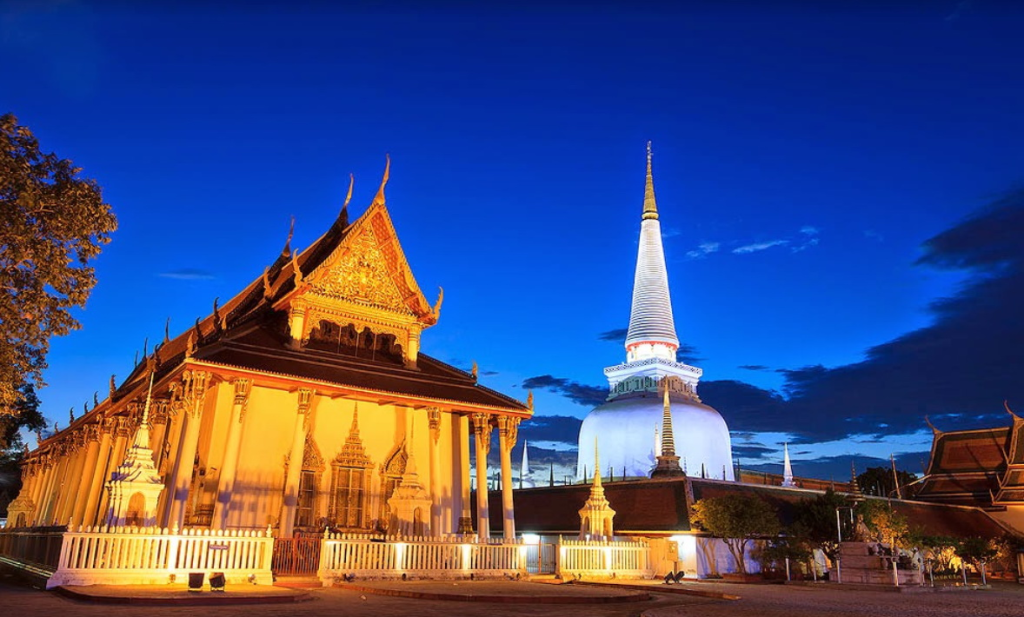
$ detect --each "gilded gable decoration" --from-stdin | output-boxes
[302,433,325,473]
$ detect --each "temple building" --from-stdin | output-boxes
[7,158,531,541]
[914,403,1024,533]
[576,144,735,481]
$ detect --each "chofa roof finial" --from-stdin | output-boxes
[340,173,354,223]
[1005,400,1020,420]
[372,154,391,207]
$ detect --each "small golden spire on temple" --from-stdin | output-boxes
[372,154,391,207]
[527,390,534,411]
[471,361,478,380]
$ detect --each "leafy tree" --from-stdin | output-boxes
[908,531,958,574]
[792,488,853,562]
[756,533,813,577]
[954,536,998,571]
[0,113,116,416]
[857,499,909,552]
[857,466,918,498]
[691,494,781,574]
[0,383,45,514]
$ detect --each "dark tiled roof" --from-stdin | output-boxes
[491,477,1012,541]
[193,321,526,411]
[489,478,692,534]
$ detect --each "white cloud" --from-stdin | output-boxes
[800,225,819,236]
[733,239,789,254]
[791,237,820,253]
[686,241,720,259]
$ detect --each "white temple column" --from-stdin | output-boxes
[82,419,115,526]
[38,456,60,524]
[149,400,171,470]
[212,378,251,529]
[497,416,519,540]
[472,413,492,539]
[280,388,314,538]
[427,408,442,535]
[44,448,71,524]
[166,371,210,529]
[55,439,85,525]
[71,425,102,526]
[98,419,131,525]
[454,414,473,534]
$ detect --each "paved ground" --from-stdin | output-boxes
[5,573,1024,617]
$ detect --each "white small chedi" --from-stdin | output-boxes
[577,144,734,481]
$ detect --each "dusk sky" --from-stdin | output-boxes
[4,2,1024,482]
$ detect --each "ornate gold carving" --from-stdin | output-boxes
[497,415,520,450]
[150,399,170,425]
[303,434,325,472]
[169,370,210,419]
[311,227,410,312]
[427,408,441,445]
[296,388,315,431]
[472,413,492,457]
[233,379,252,422]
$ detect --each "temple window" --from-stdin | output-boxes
[296,470,318,528]
[330,465,368,529]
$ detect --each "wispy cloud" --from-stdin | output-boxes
[733,239,789,254]
[686,242,720,259]
[158,268,215,281]
[800,226,819,236]
[864,230,884,242]
[598,328,628,343]
[791,237,820,253]
[738,364,770,371]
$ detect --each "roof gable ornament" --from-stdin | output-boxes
[372,154,390,208]
[339,173,354,225]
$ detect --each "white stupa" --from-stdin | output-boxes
[576,143,735,481]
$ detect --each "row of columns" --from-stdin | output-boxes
[468,412,519,540]
[16,373,523,543]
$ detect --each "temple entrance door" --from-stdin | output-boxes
[272,534,322,576]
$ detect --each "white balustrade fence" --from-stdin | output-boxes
[45,525,274,588]
[558,538,653,578]
[318,532,529,582]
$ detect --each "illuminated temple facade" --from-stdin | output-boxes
[576,145,735,481]
[7,159,530,539]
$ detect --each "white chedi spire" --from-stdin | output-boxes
[625,141,679,362]
[782,442,795,487]
[520,440,534,488]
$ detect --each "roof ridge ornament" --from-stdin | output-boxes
[924,415,942,435]
[1005,400,1020,421]
[282,216,295,258]
[340,173,354,222]
[372,154,390,207]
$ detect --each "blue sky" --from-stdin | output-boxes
[5,1,1024,482]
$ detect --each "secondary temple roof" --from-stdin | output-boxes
[499,477,1010,539]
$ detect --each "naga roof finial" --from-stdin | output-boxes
[340,173,354,223]
[281,216,295,258]
[432,286,444,319]
[291,246,304,286]
[1005,400,1020,420]
[924,415,942,435]
[372,154,391,207]
[164,317,171,344]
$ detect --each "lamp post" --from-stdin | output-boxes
[834,506,855,584]
[835,507,843,584]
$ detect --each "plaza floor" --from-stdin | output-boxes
[4,573,1024,617]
